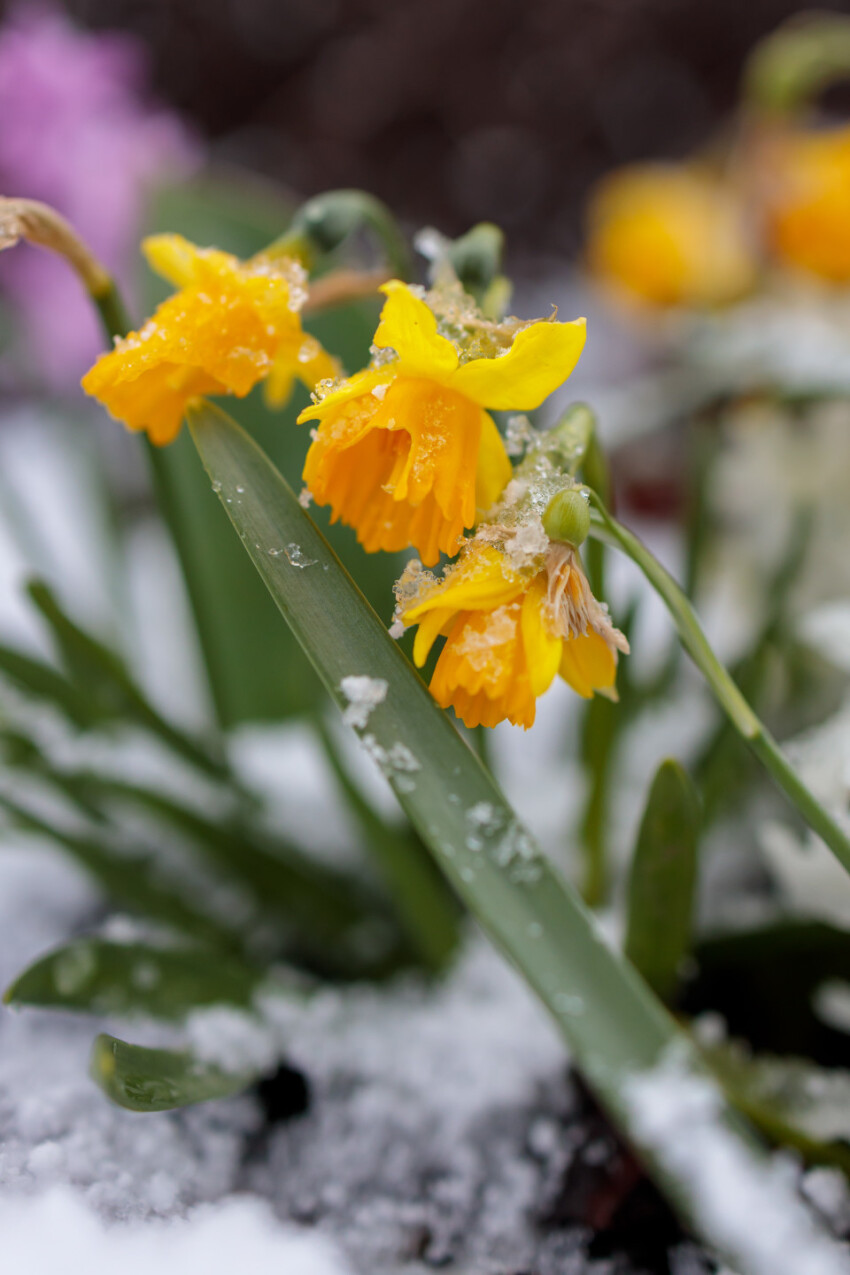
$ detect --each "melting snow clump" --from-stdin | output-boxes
[339,676,388,729]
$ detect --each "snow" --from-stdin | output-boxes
[626,1045,850,1275]
[0,1188,352,1275]
[0,833,599,1274]
[339,675,388,730]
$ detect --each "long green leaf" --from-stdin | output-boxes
[184,401,816,1269]
[90,1034,252,1111]
[0,793,244,953]
[70,771,372,938]
[26,579,227,779]
[0,640,100,727]
[5,939,262,1019]
[315,716,459,970]
[624,760,701,1003]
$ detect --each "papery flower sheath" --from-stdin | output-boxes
[760,125,850,282]
[298,281,586,566]
[82,234,337,445]
[399,524,629,730]
[586,164,756,309]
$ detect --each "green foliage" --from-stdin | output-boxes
[624,760,701,1004]
[6,940,263,1019]
[316,718,460,972]
[90,1034,253,1112]
[706,1041,850,1175]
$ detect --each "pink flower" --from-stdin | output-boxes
[0,4,200,388]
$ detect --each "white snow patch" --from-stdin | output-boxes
[503,516,549,570]
[339,676,388,730]
[626,1046,850,1275]
[0,1188,351,1275]
[799,602,850,675]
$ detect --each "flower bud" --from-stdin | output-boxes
[542,488,591,547]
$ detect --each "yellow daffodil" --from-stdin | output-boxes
[298,281,586,566]
[400,530,628,730]
[82,234,337,445]
[586,164,756,309]
[760,125,850,282]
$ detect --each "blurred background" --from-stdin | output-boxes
[9,0,850,257]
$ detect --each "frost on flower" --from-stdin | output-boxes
[398,481,627,729]
[299,279,586,565]
[339,675,388,730]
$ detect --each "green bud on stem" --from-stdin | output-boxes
[542,488,591,547]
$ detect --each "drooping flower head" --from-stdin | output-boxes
[586,164,756,309]
[298,280,586,566]
[398,485,629,729]
[758,124,850,282]
[82,234,337,445]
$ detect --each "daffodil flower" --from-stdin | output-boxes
[760,124,850,282]
[399,530,628,730]
[298,281,586,566]
[586,164,756,309]
[82,234,337,445]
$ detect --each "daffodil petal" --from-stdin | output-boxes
[521,576,562,697]
[142,234,207,288]
[403,547,524,623]
[475,412,512,514]
[297,366,392,424]
[412,606,455,667]
[450,317,586,410]
[559,630,617,699]
[374,280,459,380]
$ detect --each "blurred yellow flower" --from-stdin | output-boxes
[761,125,850,281]
[82,234,337,445]
[298,281,586,566]
[586,164,756,308]
[400,537,628,730]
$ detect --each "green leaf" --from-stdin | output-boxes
[0,727,410,980]
[0,640,101,728]
[705,1041,850,1176]
[144,172,295,264]
[25,579,227,779]
[5,939,263,1019]
[624,760,701,1004]
[0,793,245,954]
[184,400,850,1268]
[315,717,460,971]
[70,771,373,940]
[90,1034,253,1112]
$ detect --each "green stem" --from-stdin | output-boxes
[579,694,619,906]
[91,279,131,343]
[270,190,412,280]
[590,496,850,876]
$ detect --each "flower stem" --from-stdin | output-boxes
[90,278,131,343]
[589,495,850,876]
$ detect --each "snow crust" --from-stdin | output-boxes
[0,1188,351,1275]
[626,1046,850,1275]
